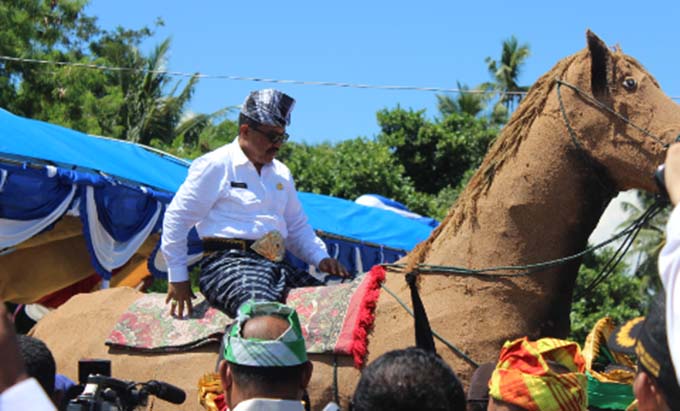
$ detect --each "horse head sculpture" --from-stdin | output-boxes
[557,31,677,192]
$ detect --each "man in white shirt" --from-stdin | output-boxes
[0,301,56,411]
[161,89,347,318]
[216,301,313,411]
[657,143,680,385]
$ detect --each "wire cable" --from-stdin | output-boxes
[0,55,599,97]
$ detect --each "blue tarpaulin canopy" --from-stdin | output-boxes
[0,108,434,281]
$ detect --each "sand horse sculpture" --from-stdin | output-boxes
[31,31,680,410]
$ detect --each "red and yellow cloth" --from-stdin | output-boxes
[489,337,588,411]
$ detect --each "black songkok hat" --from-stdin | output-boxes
[241,89,295,128]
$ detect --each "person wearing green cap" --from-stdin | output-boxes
[216,301,313,411]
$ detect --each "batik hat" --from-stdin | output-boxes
[241,89,295,128]
[223,301,307,367]
[489,337,588,411]
[607,316,645,355]
[634,294,680,406]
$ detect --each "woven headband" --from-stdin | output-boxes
[223,301,307,367]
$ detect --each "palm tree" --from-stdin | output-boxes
[121,38,216,146]
[484,35,530,111]
[436,82,491,118]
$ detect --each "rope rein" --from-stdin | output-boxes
[384,200,660,277]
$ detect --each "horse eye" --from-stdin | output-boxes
[622,77,637,90]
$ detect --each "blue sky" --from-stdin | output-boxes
[86,1,680,145]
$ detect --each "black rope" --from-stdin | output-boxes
[332,354,339,406]
[574,202,663,299]
[384,203,657,277]
[380,283,479,367]
[405,271,436,354]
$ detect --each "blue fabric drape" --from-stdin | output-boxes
[94,185,159,243]
[0,167,73,220]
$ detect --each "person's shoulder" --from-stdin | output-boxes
[192,142,236,169]
[271,158,293,179]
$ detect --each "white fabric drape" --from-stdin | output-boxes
[84,186,161,271]
[0,184,76,248]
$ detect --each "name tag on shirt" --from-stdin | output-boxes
[230,181,248,189]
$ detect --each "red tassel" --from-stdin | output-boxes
[350,265,386,368]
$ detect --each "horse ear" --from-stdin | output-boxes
[587,30,610,97]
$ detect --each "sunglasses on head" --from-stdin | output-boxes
[250,123,289,144]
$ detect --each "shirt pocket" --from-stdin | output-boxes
[228,187,260,209]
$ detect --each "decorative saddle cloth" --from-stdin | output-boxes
[105,265,385,368]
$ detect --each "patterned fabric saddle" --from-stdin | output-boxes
[106,265,385,367]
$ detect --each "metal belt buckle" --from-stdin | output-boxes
[227,238,248,251]
[250,230,285,262]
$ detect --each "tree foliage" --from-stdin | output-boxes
[0,0,219,144]
[436,82,491,118]
[376,106,497,195]
[484,35,530,111]
[278,138,424,209]
[570,249,648,343]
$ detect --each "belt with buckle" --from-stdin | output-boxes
[202,237,255,252]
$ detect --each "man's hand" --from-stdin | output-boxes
[318,258,350,278]
[665,143,680,206]
[166,281,196,319]
[0,301,28,393]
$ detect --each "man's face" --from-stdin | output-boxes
[633,372,671,411]
[239,122,286,169]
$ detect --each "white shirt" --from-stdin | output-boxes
[0,378,56,411]
[657,204,680,382]
[233,398,306,411]
[161,138,329,282]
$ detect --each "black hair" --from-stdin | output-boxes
[17,334,56,397]
[228,361,307,392]
[351,347,466,411]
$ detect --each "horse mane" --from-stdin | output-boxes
[406,51,583,269]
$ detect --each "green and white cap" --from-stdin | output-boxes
[224,301,308,367]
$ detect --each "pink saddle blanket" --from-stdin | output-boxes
[105,265,385,367]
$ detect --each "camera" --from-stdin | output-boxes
[656,164,670,203]
[66,360,185,411]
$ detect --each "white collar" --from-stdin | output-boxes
[231,137,275,171]
[232,398,305,411]
[231,137,251,167]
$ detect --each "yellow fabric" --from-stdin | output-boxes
[582,317,636,384]
[198,372,223,411]
[489,337,588,411]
